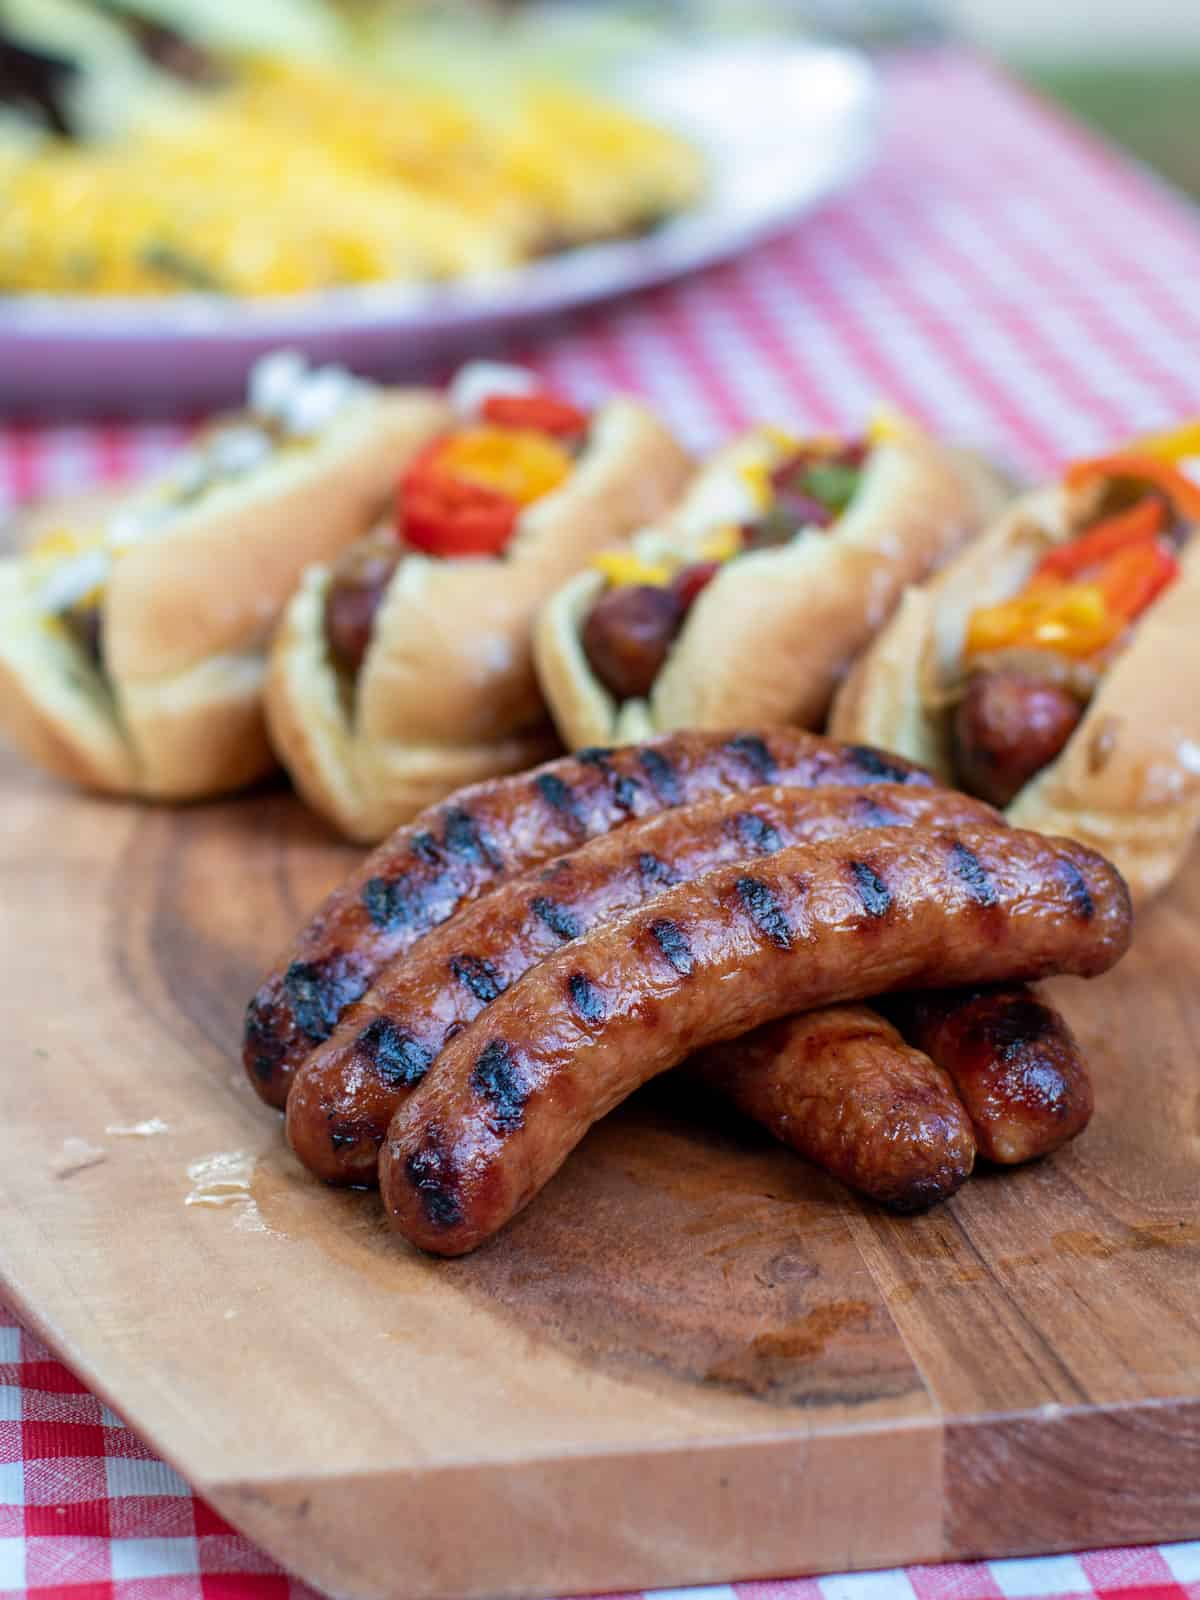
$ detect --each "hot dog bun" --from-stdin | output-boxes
[265,397,691,842]
[0,380,449,800]
[829,484,1200,901]
[533,426,1011,750]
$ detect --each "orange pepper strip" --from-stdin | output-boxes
[1063,453,1200,521]
[1034,496,1166,581]
[1096,541,1180,621]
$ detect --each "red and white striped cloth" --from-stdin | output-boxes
[1,45,1199,1600]
[2,1300,1199,1599]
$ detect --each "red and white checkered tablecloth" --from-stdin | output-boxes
[2,43,1200,1600]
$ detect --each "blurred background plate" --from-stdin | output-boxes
[0,36,878,414]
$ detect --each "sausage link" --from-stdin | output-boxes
[286,782,1000,1182]
[581,583,685,702]
[889,985,1094,1163]
[954,672,1083,808]
[380,825,1131,1255]
[686,1007,976,1211]
[243,730,936,1107]
[324,530,405,676]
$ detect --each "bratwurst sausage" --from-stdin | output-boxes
[686,1007,976,1212]
[244,729,936,1107]
[380,825,1131,1254]
[286,781,1000,1183]
[953,671,1083,807]
[323,529,405,676]
[889,984,1093,1163]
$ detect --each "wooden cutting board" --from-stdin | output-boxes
[1,749,1199,1600]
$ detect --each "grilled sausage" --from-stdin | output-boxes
[686,1007,976,1211]
[954,672,1084,807]
[323,529,405,675]
[380,825,1131,1254]
[243,730,937,1107]
[889,985,1093,1163]
[581,583,685,702]
[581,565,723,701]
[286,782,1000,1182]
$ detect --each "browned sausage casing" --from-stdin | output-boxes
[953,672,1084,808]
[889,985,1094,1163]
[380,825,1131,1255]
[324,530,405,676]
[687,1007,976,1212]
[244,730,936,1107]
[286,782,1000,1183]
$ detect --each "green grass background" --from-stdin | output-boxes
[1026,64,1200,199]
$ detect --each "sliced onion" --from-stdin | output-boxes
[247,348,308,422]
[38,548,111,615]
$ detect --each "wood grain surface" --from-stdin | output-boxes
[0,747,1197,1600]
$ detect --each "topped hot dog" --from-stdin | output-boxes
[0,351,449,799]
[831,423,1200,900]
[534,417,1010,750]
[265,362,692,841]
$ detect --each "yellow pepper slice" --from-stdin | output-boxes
[28,527,84,562]
[737,460,774,512]
[698,524,742,562]
[867,405,918,445]
[591,552,673,587]
[433,426,573,506]
[1131,417,1200,464]
[965,581,1123,660]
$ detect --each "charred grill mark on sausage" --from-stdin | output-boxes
[362,874,423,931]
[1058,856,1096,920]
[949,840,999,907]
[409,831,441,866]
[735,875,793,949]
[284,958,368,1045]
[441,806,501,868]
[327,1116,377,1152]
[568,972,607,1024]
[726,734,775,783]
[650,918,695,975]
[637,747,681,805]
[733,811,783,854]
[470,1040,530,1134]
[977,992,1055,1062]
[357,1016,435,1088]
[850,860,892,919]
[449,954,506,1005]
[243,1000,286,1083]
[849,744,923,785]
[405,1128,465,1229]
[576,746,640,812]
[530,896,583,943]
[535,773,583,825]
[638,851,680,890]
[852,794,900,829]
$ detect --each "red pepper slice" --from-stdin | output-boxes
[1096,540,1180,621]
[1034,496,1167,582]
[481,392,589,438]
[1063,452,1200,521]
[669,561,721,611]
[400,449,520,557]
